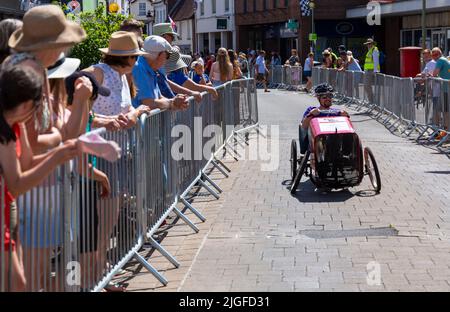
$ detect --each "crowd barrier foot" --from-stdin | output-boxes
[224,142,241,159]
[405,124,422,137]
[180,196,207,222]
[197,178,220,200]
[416,125,433,141]
[213,157,231,173]
[173,207,199,233]
[437,134,449,147]
[201,172,222,194]
[133,251,168,286]
[210,159,229,178]
[147,236,180,269]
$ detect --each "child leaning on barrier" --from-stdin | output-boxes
[191,61,212,86]
[0,63,79,291]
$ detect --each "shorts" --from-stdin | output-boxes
[19,185,63,248]
[78,178,99,254]
[256,73,266,82]
[303,71,312,78]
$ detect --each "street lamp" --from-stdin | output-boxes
[421,0,426,68]
[309,0,315,53]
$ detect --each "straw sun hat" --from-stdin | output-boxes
[99,31,148,57]
[9,5,86,52]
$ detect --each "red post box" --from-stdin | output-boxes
[399,47,422,78]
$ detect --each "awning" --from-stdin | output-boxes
[346,0,450,19]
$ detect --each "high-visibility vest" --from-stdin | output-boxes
[364,47,380,71]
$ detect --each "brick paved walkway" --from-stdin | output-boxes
[121,90,450,292]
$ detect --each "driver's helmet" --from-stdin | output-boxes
[313,83,334,97]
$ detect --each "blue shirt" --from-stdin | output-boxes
[167,68,189,86]
[435,57,450,80]
[156,70,175,99]
[302,106,341,121]
[132,56,162,108]
[192,73,210,84]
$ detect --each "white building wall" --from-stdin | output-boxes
[130,0,155,35]
[195,0,236,53]
[174,19,194,54]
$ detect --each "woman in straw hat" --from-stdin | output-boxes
[5,4,88,155]
[84,31,151,129]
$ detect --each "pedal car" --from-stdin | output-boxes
[290,111,381,195]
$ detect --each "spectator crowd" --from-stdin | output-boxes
[0,5,253,292]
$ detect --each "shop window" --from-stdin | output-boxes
[401,30,413,47]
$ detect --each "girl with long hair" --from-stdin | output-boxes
[210,48,233,87]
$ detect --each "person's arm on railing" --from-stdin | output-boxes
[167,80,202,103]
[182,79,219,100]
[141,95,189,111]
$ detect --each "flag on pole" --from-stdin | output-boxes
[300,0,312,17]
[168,16,177,33]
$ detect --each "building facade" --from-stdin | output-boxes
[195,0,236,55]
[235,0,301,63]
[169,0,195,54]
[235,0,371,65]
[347,0,450,76]
[129,0,155,34]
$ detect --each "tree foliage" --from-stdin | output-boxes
[66,5,128,69]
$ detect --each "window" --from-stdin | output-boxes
[253,0,256,12]
[200,0,204,15]
[273,0,279,8]
[285,0,289,7]
[225,0,230,12]
[138,3,146,16]
[244,0,247,13]
[212,0,216,14]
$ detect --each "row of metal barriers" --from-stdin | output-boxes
[312,67,450,153]
[0,78,260,292]
[248,65,304,91]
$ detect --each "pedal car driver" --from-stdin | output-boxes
[299,83,350,154]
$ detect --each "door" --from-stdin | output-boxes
[431,30,446,52]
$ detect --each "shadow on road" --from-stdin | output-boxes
[283,179,355,203]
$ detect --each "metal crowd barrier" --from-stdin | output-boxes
[311,67,450,152]
[266,65,303,90]
[0,78,259,292]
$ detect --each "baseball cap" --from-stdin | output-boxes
[65,71,111,105]
[143,35,174,54]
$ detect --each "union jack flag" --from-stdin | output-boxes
[300,0,312,17]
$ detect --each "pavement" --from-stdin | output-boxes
[120,89,450,292]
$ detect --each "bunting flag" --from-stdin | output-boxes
[300,0,312,17]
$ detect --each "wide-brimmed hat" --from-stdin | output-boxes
[48,53,80,79]
[9,5,86,52]
[165,48,188,73]
[364,38,375,45]
[99,31,148,56]
[153,23,180,38]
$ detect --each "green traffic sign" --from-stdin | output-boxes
[309,33,317,41]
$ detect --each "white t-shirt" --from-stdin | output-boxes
[422,60,436,75]
[255,56,266,74]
